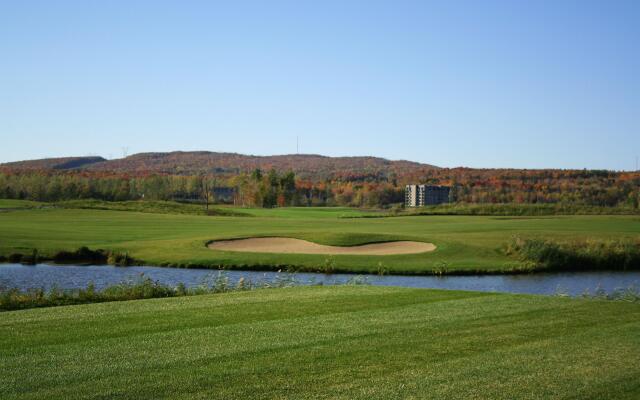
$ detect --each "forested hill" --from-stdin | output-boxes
[1,152,638,208]
[1,151,438,180]
[0,156,106,171]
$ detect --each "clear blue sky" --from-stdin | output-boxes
[1,1,638,170]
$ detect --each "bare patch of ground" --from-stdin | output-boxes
[208,237,436,255]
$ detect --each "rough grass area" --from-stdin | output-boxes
[55,199,250,216]
[403,203,640,216]
[1,207,639,274]
[505,236,640,271]
[222,205,385,218]
[1,286,639,399]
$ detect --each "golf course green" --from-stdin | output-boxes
[2,203,639,398]
[1,202,639,274]
[1,286,639,399]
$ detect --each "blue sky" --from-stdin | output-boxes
[1,1,638,169]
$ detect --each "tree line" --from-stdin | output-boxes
[0,168,638,208]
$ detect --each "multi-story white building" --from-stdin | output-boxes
[405,185,450,207]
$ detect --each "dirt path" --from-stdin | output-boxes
[208,237,436,255]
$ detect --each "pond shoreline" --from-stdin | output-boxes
[2,263,639,297]
[1,257,639,276]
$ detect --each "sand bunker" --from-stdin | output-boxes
[208,237,436,255]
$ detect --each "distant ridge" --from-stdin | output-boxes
[0,151,438,179]
[0,156,106,171]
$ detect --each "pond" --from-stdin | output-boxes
[1,263,639,296]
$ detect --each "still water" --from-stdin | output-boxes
[1,263,639,296]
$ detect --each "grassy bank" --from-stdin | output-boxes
[1,286,639,399]
[2,273,638,312]
[1,206,639,274]
[403,203,640,216]
[0,271,325,311]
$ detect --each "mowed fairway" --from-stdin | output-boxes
[1,207,639,273]
[1,286,639,399]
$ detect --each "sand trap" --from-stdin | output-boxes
[208,237,436,255]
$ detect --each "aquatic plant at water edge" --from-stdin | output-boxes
[505,236,640,271]
[0,271,370,311]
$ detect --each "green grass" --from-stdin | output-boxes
[1,286,639,399]
[0,199,43,209]
[1,206,639,273]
